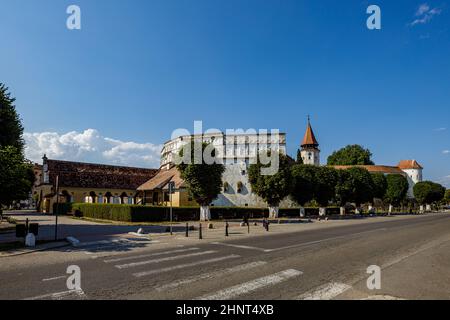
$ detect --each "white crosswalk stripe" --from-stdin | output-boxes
[115,250,217,269]
[104,247,199,263]
[197,269,303,300]
[133,255,241,278]
[155,261,268,292]
[297,282,351,300]
[25,289,86,300]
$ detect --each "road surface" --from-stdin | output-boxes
[0,213,449,300]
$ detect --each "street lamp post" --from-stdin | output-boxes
[54,175,59,241]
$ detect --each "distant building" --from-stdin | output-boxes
[332,160,424,199]
[35,155,157,213]
[139,131,289,208]
[140,119,424,207]
[300,118,320,166]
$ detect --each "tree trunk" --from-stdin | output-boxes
[319,207,327,217]
[269,206,279,219]
[299,207,305,218]
[200,206,211,221]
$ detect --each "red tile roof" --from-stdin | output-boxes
[332,165,406,175]
[301,122,319,147]
[397,160,423,170]
[45,159,158,190]
[137,166,186,191]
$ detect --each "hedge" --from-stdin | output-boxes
[53,203,73,215]
[69,204,342,222]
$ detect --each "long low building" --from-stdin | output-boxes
[35,155,158,213]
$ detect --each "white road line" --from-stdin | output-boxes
[104,247,199,263]
[198,269,303,300]
[211,242,267,252]
[133,255,240,278]
[115,250,217,269]
[25,289,85,300]
[155,261,267,292]
[266,228,388,252]
[297,282,351,300]
[212,228,387,253]
[42,276,67,282]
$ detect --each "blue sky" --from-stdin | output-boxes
[0,0,449,186]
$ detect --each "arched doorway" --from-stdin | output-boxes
[61,190,71,203]
[105,192,112,204]
[120,192,128,204]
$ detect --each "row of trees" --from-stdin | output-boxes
[0,84,35,215]
[413,181,446,207]
[249,152,413,218]
[177,142,448,221]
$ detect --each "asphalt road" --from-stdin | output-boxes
[1,213,450,300]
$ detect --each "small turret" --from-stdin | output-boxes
[300,116,320,166]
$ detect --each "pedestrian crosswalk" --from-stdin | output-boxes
[197,269,303,300]
[102,246,305,299]
[36,244,358,300]
[115,250,218,269]
[154,261,267,292]
[297,282,352,300]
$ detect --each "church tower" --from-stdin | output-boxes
[300,117,320,166]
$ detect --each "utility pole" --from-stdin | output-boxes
[168,182,175,236]
[55,175,59,241]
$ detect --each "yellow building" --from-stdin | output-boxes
[137,165,197,207]
[35,155,158,213]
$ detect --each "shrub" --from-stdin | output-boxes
[69,203,343,222]
[53,203,73,215]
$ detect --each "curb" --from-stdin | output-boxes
[0,241,70,258]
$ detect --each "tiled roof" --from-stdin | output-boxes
[137,166,186,191]
[397,160,423,170]
[45,159,158,190]
[301,122,319,147]
[332,165,406,175]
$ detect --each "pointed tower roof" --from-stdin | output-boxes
[301,117,319,147]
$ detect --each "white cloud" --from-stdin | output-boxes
[416,4,430,16]
[410,4,442,26]
[438,175,450,188]
[434,127,447,131]
[24,129,162,168]
[443,150,450,154]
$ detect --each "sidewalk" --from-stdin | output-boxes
[0,241,70,258]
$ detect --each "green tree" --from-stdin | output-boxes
[327,145,374,166]
[444,189,450,204]
[290,164,316,207]
[314,166,338,210]
[414,181,446,206]
[384,174,409,207]
[0,83,24,150]
[371,173,388,200]
[177,141,225,221]
[0,84,34,216]
[413,182,433,206]
[249,152,292,218]
[335,167,375,208]
[0,146,35,209]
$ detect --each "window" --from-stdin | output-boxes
[164,192,170,202]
